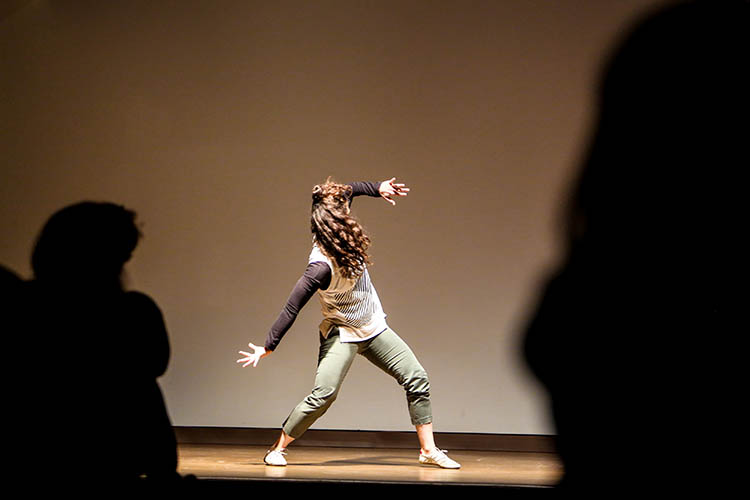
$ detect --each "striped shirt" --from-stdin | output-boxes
[309,244,388,343]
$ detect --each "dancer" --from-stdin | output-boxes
[237,177,460,469]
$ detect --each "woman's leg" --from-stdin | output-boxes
[361,328,460,468]
[269,430,295,453]
[360,329,433,449]
[274,331,358,446]
[416,422,437,455]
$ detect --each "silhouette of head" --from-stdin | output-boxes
[524,1,748,493]
[566,0,748,255]
[31,201,141,287]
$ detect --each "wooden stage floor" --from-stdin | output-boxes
[177,443,563,492]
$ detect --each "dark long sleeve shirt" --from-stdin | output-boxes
[264,181,381,351]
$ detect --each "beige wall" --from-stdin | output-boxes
[1,0,666,434]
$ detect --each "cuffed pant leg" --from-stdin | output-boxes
[360,328,433,426]
[282,333,358,439]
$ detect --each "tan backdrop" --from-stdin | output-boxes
[1,0,666,434]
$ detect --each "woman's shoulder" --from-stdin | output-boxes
[309,243,332,266]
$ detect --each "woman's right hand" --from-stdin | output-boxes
[237,342,271,368]
[378,177,410,205]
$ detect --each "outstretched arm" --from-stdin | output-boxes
[237,261,331,368]
[348,178,410,206]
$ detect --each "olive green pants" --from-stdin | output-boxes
[282,327,432,439]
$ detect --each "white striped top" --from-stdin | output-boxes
[309,244,388,343]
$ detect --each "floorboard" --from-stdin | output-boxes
[178,443,562,491]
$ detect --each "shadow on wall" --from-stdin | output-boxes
[523,0,747,494]
[5,202,192,493]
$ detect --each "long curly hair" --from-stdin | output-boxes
[311,179,372,279]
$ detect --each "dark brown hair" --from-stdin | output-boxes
[311,179,371,279]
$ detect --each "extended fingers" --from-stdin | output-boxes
[381,193,396,205]
[380,178,408,205]
[392,183,409,194]
[238,354,258,367]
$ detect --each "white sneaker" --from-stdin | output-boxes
[264,449,287,466]
[419,448,461,469]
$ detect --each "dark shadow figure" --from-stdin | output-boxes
[523,0,747,494]
[1,264,23,367]
[12,202,185,493]
[1,263,22,308]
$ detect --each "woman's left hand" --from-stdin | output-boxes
[379,177,410,206]
[237,342,271,368]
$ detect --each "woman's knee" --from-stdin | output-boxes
[305,384,339,409]
[405,369,431,397]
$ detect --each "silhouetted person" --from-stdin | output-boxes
[0,264,21,285]
[1,263,22,311]
[523,0,747,494]
[15,202,179,491]
[1,264,23,398]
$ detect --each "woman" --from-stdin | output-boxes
[237,177,460,469]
